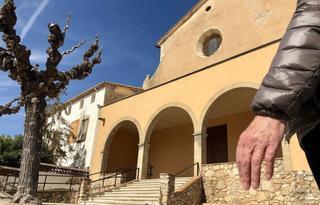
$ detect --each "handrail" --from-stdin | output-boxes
[3,174,82,193]
[173,162,200,177]
[147,164,153,179]
[1,166,140,195]
[89,167,139,178]
[90,172,118,183]
[0,164,89,177]
[89,167,140,190]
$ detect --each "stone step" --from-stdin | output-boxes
[84,202,159,205]
[85,199,159,205]
[129,182,160,186]
[117,187,159,191]
[90,196,158,202]
[43,204,76,205]
[128,182,187,187]
[103,192,158,197]
[84,177,193,205]
[126,184,159,187]
[108,190,159,195]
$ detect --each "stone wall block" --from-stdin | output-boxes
[202,159,320,205]
[78,177,91,203]
[159,173,175,205]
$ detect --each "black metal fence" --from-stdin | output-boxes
[0,164,89,194]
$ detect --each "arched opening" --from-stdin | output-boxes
[146,107,195,178]
[103,120,139,179]
[202,87,283,164]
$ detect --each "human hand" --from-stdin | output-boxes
[236,115,285,190]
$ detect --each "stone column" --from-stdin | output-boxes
[136,143,150,179]
[193,131,207,176]
[159,173,175,205]
[77,177,91,204]
[281,139,293,171]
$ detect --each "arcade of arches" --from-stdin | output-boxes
[100,87,283,179]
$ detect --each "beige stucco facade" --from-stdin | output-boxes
[90,0,310,179]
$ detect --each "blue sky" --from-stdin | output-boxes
[0,0,198,135]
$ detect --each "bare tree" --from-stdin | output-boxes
[0,0,102,203]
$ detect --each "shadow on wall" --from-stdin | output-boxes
[71,142,87,169]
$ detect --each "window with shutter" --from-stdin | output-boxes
[77,118,89,142]
[69,119,80,144]
[91,93,96,103]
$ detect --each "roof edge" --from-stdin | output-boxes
[156,0,209,47]
[65,81,142,105]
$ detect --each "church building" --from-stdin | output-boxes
[78,0,320,204]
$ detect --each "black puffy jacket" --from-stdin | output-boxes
[251,0,320,145]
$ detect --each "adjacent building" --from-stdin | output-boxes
[56,82,141,169]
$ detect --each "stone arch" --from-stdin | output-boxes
[199,82,259,130]
[101,117,141,175]
[142,103,197,178]
[144,102,198,145]
[199,82,284,164]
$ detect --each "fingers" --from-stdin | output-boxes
[265,145,278,180]
[236,138,254,190]
[236,116,285,191]
[251,145,266,189]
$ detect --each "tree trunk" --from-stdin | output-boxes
[12,97,47,204]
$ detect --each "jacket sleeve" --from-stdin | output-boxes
[251,0,320,121]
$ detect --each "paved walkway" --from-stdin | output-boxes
[0,193,76,205]
[0,192,11,204]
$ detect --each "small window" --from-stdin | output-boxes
[205,6,212,12]
[80,99,84,109]
[203,34,222,56]
[91,93,96,104]
[197,29,222,57]
[65,104,72,115]
[77,118,89,142]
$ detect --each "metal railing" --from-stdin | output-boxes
[3,173,82,194]
[89,167,139,189]
[147,165,154,179]
[173,162,200,177]
[0,164,88,194]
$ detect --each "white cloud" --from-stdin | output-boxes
[30,49,48,64]
[20,0,50,41]
[0,76,19,91]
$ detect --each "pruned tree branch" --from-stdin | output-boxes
[62,13,71,35]
[61,39,85,56]
[46,13,72,71]
[45,23,65,75]
[45,36,101,99]
[0,0,32,84]
[0,97,23,116]
[64,36,102,80]
[0,0,16,34]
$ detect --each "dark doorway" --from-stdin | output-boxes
[207,125,228,163]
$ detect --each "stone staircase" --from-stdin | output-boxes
[83,177,192,205]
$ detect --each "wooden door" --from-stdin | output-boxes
[206,125,228,163]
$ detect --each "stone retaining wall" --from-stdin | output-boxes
[172,176,204,205]
[38,190,79,203]
[202,159,320,205]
